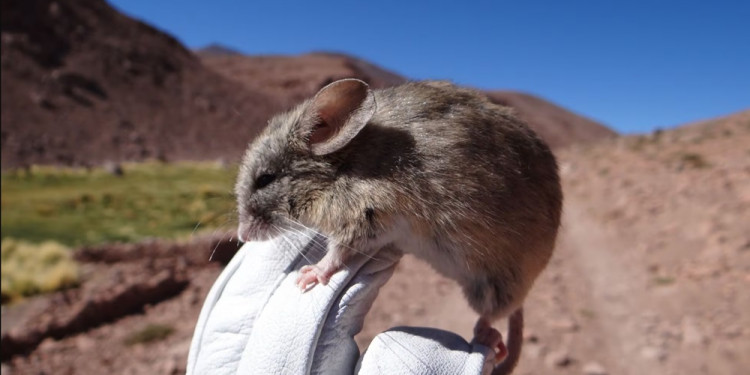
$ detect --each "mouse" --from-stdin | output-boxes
[235,78,562,374]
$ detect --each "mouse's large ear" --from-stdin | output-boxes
[300,79,376,156]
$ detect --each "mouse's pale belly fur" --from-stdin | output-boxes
[312,200,556,320]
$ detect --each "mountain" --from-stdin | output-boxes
[527,108,750,374]
[1,0,614,170]
[485,91,616,148]
[0,0,278,168]
[200,51,407,110]
[201,52,616,148]
[194,43,242,58]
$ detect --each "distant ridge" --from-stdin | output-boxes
[200,51,616,148]
[1,0,615,169]
[199,51,407,110]
[194,43,242,57]
[485,91,616,148]
[0,0,278,168]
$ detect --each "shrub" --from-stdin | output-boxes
[678,152,710,169]
[1,238,79,303]
[124,323,175,346]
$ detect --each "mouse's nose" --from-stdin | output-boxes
[237,208,259,243]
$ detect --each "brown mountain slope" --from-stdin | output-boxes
[517,109,750,374]
[1,0,614,169]
[199,52,407,110]
[200,53,616,148]
[0,0,278,169]
[485,91,616,148]
[194,43,242,58]
[362,109,750,375]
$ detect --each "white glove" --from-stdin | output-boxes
[186,229,494,374]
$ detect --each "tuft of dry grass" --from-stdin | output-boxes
[1,238,79,303]
[677,152,710,169]
[124,323,175,346]
[653,275,676,286]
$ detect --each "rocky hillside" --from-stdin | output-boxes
[522,110,750,374]
[200,52,617,149]
[3,110,747,374]
[1,0,615,170]
[362,109,750,375]
[0,0,277,169]
[485,91,616,148]
[197,51,407,109]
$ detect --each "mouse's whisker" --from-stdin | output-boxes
[191,221,202,236]
[281,218,381,262]
[208,229,233,262]
[275,226,312,263]
[279,221,333,255]
[270,226,299,263]
[279,227,352,275]
[275,225,328,266]
[274,226,339,294]
[274,225,355,282]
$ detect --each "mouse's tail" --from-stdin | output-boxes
[493,307,523,375]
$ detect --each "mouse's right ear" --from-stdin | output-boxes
[295,79,376,156]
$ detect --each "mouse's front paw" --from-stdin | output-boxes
[296,265,330,291]
[472,318,508,364]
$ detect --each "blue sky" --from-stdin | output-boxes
[109,0,749,133]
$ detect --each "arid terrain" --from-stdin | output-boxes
[3,110,748,375]
[2,1,748,374]
[363,110,750,375]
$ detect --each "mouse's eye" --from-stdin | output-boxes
[255,173,276,189]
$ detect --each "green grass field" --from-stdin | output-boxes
[1,162,238,247]
[1,162,238,301]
